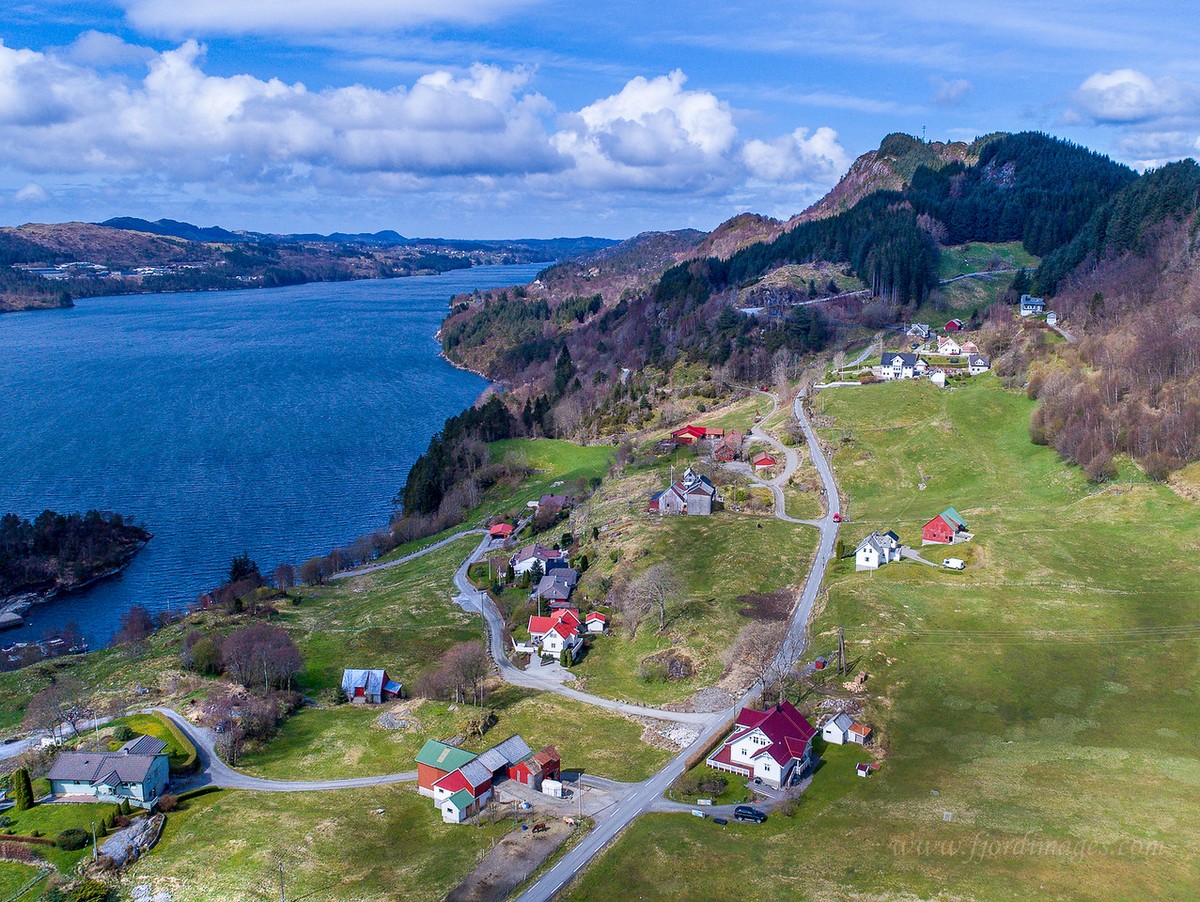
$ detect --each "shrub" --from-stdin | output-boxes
[55,828,90,851]
[155,794,179,813]
[12,767,34,811]
[29,830,41,838]
[66,879,113,902]
[118,799,132,817]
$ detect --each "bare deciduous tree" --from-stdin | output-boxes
[627,562,684,635]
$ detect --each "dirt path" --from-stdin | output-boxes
[446,819,576,902]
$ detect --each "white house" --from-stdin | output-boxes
[1019,294,1046,316]
[48,736,170,808]
[967,354,991,375]
[510,543,567,576]
[879,353,927,381]
[585,612,607,633]
[822,713,854,745]
[936,335,962,356]
[855,530,902,571]
[528,609,584,660]
[930,369,947,388]
[706,701,817,789]
[1046,311,1058,326]
[340,668,401,704]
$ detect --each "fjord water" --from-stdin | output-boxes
[0,263,545,648]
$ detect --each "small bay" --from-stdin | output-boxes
[0,263,544,648]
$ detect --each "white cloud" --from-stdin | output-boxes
[61,31,156,68]
[13,182,47,203]
[930,76,972,107]
[119,0,540,36]
[552,70,742,190]
[743,127,849,184]
[0,41,849,231]
[1074,68,1194,124]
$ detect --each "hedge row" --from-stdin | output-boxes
[0,834,56,847]
[150,712,199,775]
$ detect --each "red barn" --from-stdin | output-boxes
[508,744,561,790]
[945,318,964,332]
[922,507,969,544]
[489,523,515,539]
[752,451,777,469]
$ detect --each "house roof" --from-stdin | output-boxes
[856,530,899,556]
[476,748,510,773]
[968,354,989,366]
[489,523,515,537]
[941,507,968,529]
[532,744,560,768]
[120,736,167,757]
[415,739,476,772]
[883,352,920,367]
[48,742,166,787]
[488,734,533,767]
[825,712,853,732]
[534,575,572,601]
[459,758,494,788]
[728,701,816,766]
[586,612,607,623]
[433,769,471,793]
[849,723,872,737]
[1020,294,1045,308]
[446,789,475,810]
[341,668,389,697]
[512,543,566,566]
[752,452,776,466]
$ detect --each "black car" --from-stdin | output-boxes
[734,805,767,823]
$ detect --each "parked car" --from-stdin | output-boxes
[942,558,965,570]
[734,805,767,824]
[712,817,728,826]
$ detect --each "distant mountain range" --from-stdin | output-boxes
[0,218,617,313]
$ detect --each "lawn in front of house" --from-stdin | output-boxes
[0,801,114,871]
[0,862,43,900]
[567,375,1200,899]
[128,785,513,902]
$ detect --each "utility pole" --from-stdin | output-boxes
[279,862,286,902]
[838,626,847,676]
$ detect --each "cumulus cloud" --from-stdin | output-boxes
[120,0,540,36]
[742,127,849,184]
[61,31,156,68]
[552,70,742,190]
[930,75,972,107]
[0,40,849,229]
[1074,68,1194,124]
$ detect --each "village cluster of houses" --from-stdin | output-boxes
[417,734,563,823]
[502,541,606,661]
[666,423,748,464]
[876,321,990,385]
[854,507,972,571]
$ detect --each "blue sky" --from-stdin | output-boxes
[1,1,1197,238]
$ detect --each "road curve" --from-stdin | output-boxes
[331,528,487,581]
[153,708,417,792]
[515,392,841,902]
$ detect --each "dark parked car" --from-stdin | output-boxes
[734,805,767,823]
[712,817,728,826]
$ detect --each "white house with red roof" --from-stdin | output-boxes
[585,612,607,633]
[706,701,817,788]
[527,608,584,660]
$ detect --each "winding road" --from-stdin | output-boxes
[515,388,841,902]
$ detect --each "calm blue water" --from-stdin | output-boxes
[0,263,544,648]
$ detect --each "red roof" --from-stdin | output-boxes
[529,608,580,639]
[732,701,816,763]
[585,612,607,623]
[752,452,777,467]
[489,523,515,538]
[849,723,871,737]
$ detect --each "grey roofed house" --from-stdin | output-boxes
[533,575,573,602]
[459,758,495,788]
[48,736,170,808]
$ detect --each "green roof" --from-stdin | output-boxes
[415,739,477,771]
[447,789,475,809]
[941,507,967,528]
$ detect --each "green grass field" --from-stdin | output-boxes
[237,686,671,784]
[567,375,1200,900]
[128,786,512,901]
[0,862,43,900]
[938,241,1039,279]
[570,515,818,705]
[486,438,613,515]
[0,801,113,871]
[282,534,483,696]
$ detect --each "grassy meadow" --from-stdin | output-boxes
[567,374,1200,900]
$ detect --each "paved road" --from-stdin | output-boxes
[451,536,713,726]
[153,708,417,792]
[330,528,487,581]
[728,388,820,526]
[0,715,117,763]
[515,391,842,902]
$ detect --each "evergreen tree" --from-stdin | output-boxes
[12,767,33,811]
[553,346,577,397]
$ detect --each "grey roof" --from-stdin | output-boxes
[488,734,533,766]
[1020,294,1045,307]
[826,712,853,731]
[969,354,990,366]
[883,352,919,367]
[512,543,565,565]
[856,530,900,556]
[341,668,387,697]
[120,736,167,757]
[476,748,509,773]
[459,758,494,787]
[48,745,164,787]
[535,575,572,601]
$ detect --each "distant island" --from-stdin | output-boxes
[0,218,617,313]
[0,509,151,628]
